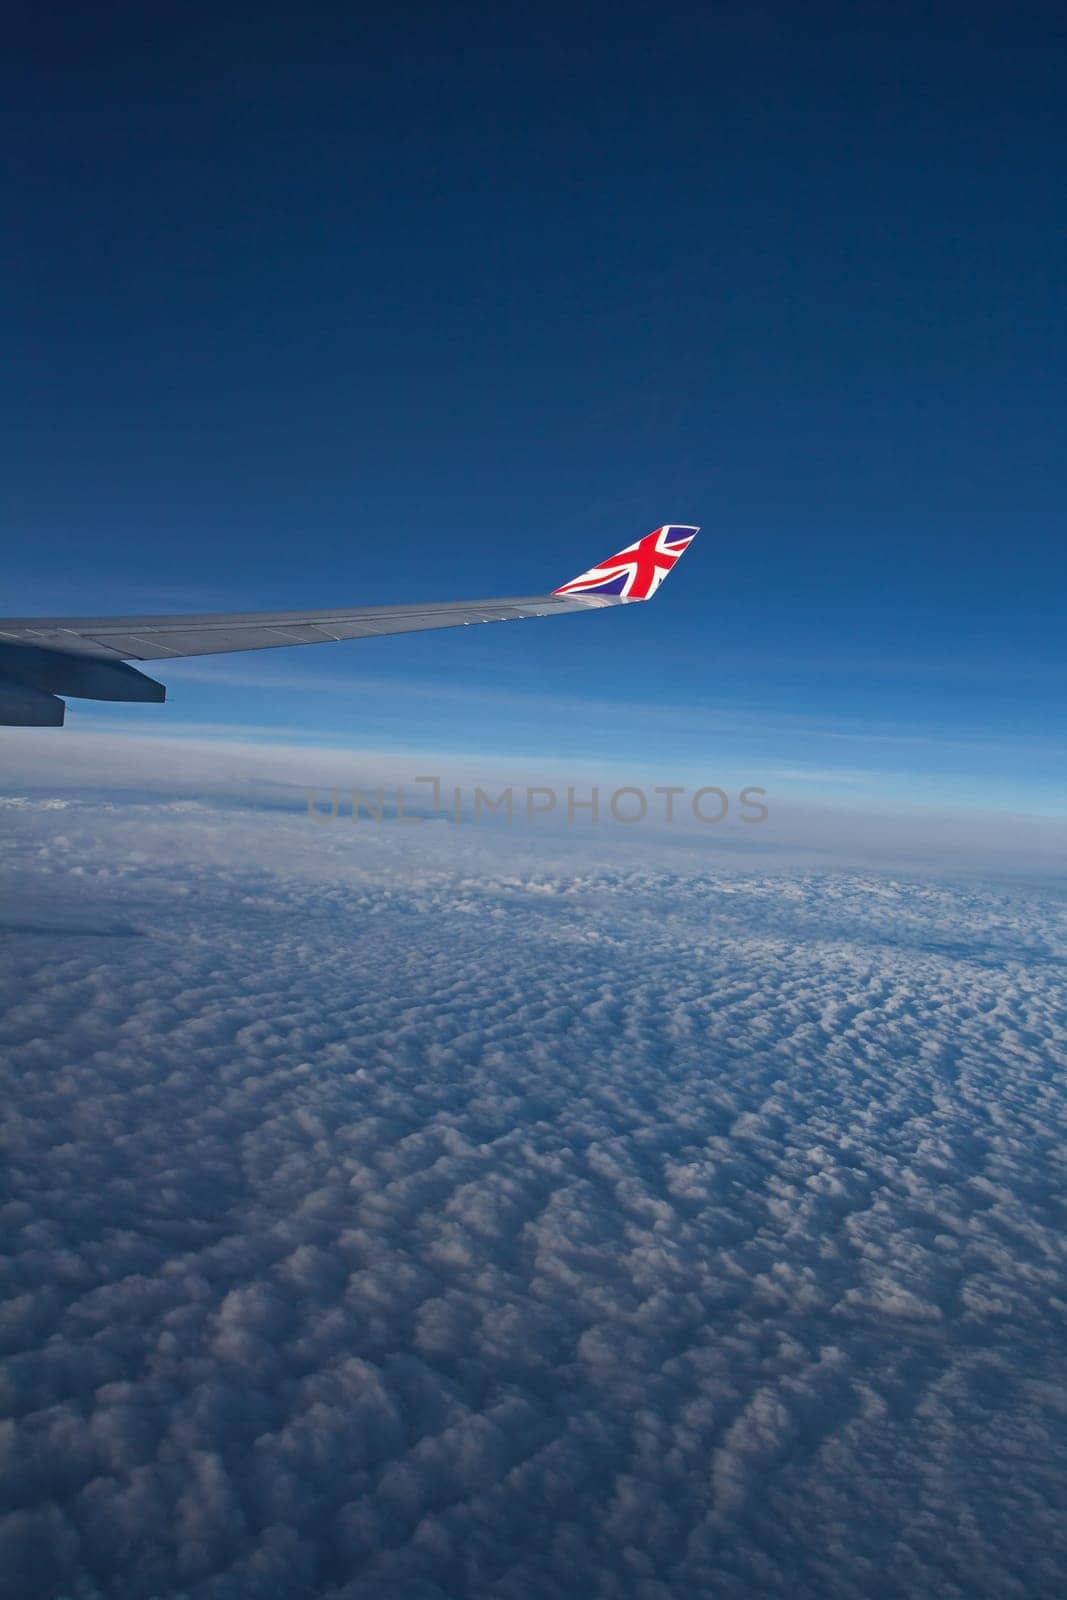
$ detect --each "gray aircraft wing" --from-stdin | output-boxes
[0,524,698,725]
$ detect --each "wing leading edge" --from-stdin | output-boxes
[0,524,699,725]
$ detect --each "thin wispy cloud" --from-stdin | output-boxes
[156,658,1061,753]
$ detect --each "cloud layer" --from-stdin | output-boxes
[1,799,1065,1598]
[2,724,1065,879]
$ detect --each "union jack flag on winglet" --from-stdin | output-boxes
[552,525,699,602]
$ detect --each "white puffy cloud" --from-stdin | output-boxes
[0,797,1064,1597]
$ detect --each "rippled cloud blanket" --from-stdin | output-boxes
[1,800,1064,1599]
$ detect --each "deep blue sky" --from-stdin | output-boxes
[5,1,1065,813]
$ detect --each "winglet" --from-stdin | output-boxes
[552,525,699,602]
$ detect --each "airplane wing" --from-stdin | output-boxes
[0,524,698,725]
